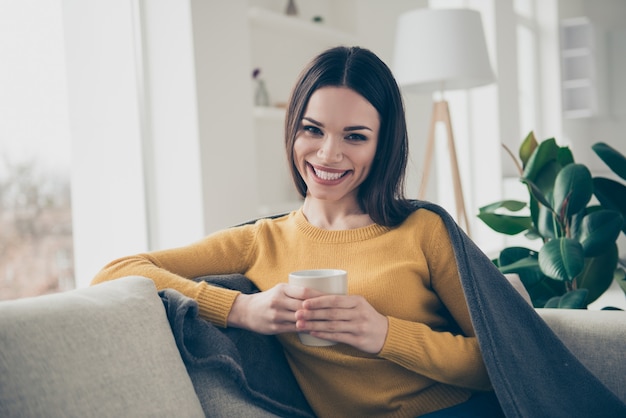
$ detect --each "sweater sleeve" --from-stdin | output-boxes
[379,317,490,390]
[378,214,492,391]
[91,225,257,326]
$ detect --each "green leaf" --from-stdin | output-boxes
[576,243,618,303]
[578,210,623,257]
[523,137,559,182]
[530,278,567,308]
[477,200,531,235]
[543,289,588,309]
[592,142,626,180]
[553,163,593,219]
[536,203,557,239]
[531,161,563,198]
[522,137,573,200]
[497,247,542,283]
[498,246,537,264]
[521,178,553,210]
[528,195,540,236]
[498,257,539,273]
[556,146,575,167]
[538,238,585,282]
[615,268,626,295]
[570,205,602,240]
[477,213,532,235]
[519,131,538,167]
[497,247,561,307]
[479,200,528,213]
[593,177,626,232]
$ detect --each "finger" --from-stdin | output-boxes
[278,295,305,313]
[302,294,355,310]
[267,321,300,334]
[296,318,351,332]
[295,306,352,322]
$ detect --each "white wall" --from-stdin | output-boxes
[190,0,259,233]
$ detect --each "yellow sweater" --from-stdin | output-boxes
[92,208,491,417]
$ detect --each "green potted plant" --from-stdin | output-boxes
[478,132,626,308]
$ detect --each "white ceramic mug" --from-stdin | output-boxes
[288,269,348,346]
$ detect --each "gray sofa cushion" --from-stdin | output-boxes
[537,308,626,403]
[0,276,204,418]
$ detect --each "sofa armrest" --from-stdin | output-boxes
[537,308,626,403]
[0,276,204,417]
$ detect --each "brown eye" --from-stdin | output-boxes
[303,125,323,136]
[346,133,367,141]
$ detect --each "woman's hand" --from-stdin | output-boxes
[295,294,389,354]
[227,284,388,354]
[227,283,308,335]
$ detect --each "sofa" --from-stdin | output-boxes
[1,276,625,417]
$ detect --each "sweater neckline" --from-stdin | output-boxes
[293,208,390,243]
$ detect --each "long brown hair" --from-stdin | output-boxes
[285,46,414,227]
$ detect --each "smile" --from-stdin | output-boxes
[308,163,349,182]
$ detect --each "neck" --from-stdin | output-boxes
[301,198,374,230]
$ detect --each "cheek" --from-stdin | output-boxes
[355,147,378,170]
[292,138,309,172]
[293,137,314,161]
[292,139,303,163]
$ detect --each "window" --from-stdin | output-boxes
[515,0,539,137]
[0,0,74,300]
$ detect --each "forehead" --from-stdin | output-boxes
[304,87,380,127]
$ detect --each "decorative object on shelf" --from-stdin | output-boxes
[285,0,298,17]
[393,8,495,237]
[252,68,270,107]
[477,131,626,309]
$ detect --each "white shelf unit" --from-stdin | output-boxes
[247,6,357,216]
[248,6,357,107]
[559,17,597,119]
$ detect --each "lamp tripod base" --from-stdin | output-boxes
[418,100,471,236]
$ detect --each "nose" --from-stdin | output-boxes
[317,136,342,163]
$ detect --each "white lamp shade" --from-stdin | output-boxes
[393,8,495,93]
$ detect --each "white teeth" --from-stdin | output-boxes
[313,167,344,180]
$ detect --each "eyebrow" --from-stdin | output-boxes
[303,116,372,132]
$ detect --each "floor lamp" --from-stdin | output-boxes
[393,8,495,236]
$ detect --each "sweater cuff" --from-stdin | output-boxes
[196,284,241,327]
[378,316,428,366]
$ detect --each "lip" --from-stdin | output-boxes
[307,162,351,184]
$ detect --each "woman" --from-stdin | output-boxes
[92,46,498,417]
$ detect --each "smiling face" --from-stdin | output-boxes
[293,86,380,207]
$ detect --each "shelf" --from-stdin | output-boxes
[563,109,594,119]
[248,7,355,45]
[561,55,592,81]
[562,79,592,89]
[560,17,596,119]
[561,17,593,50]
[561,48,592,58]
[562,84,595,118]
